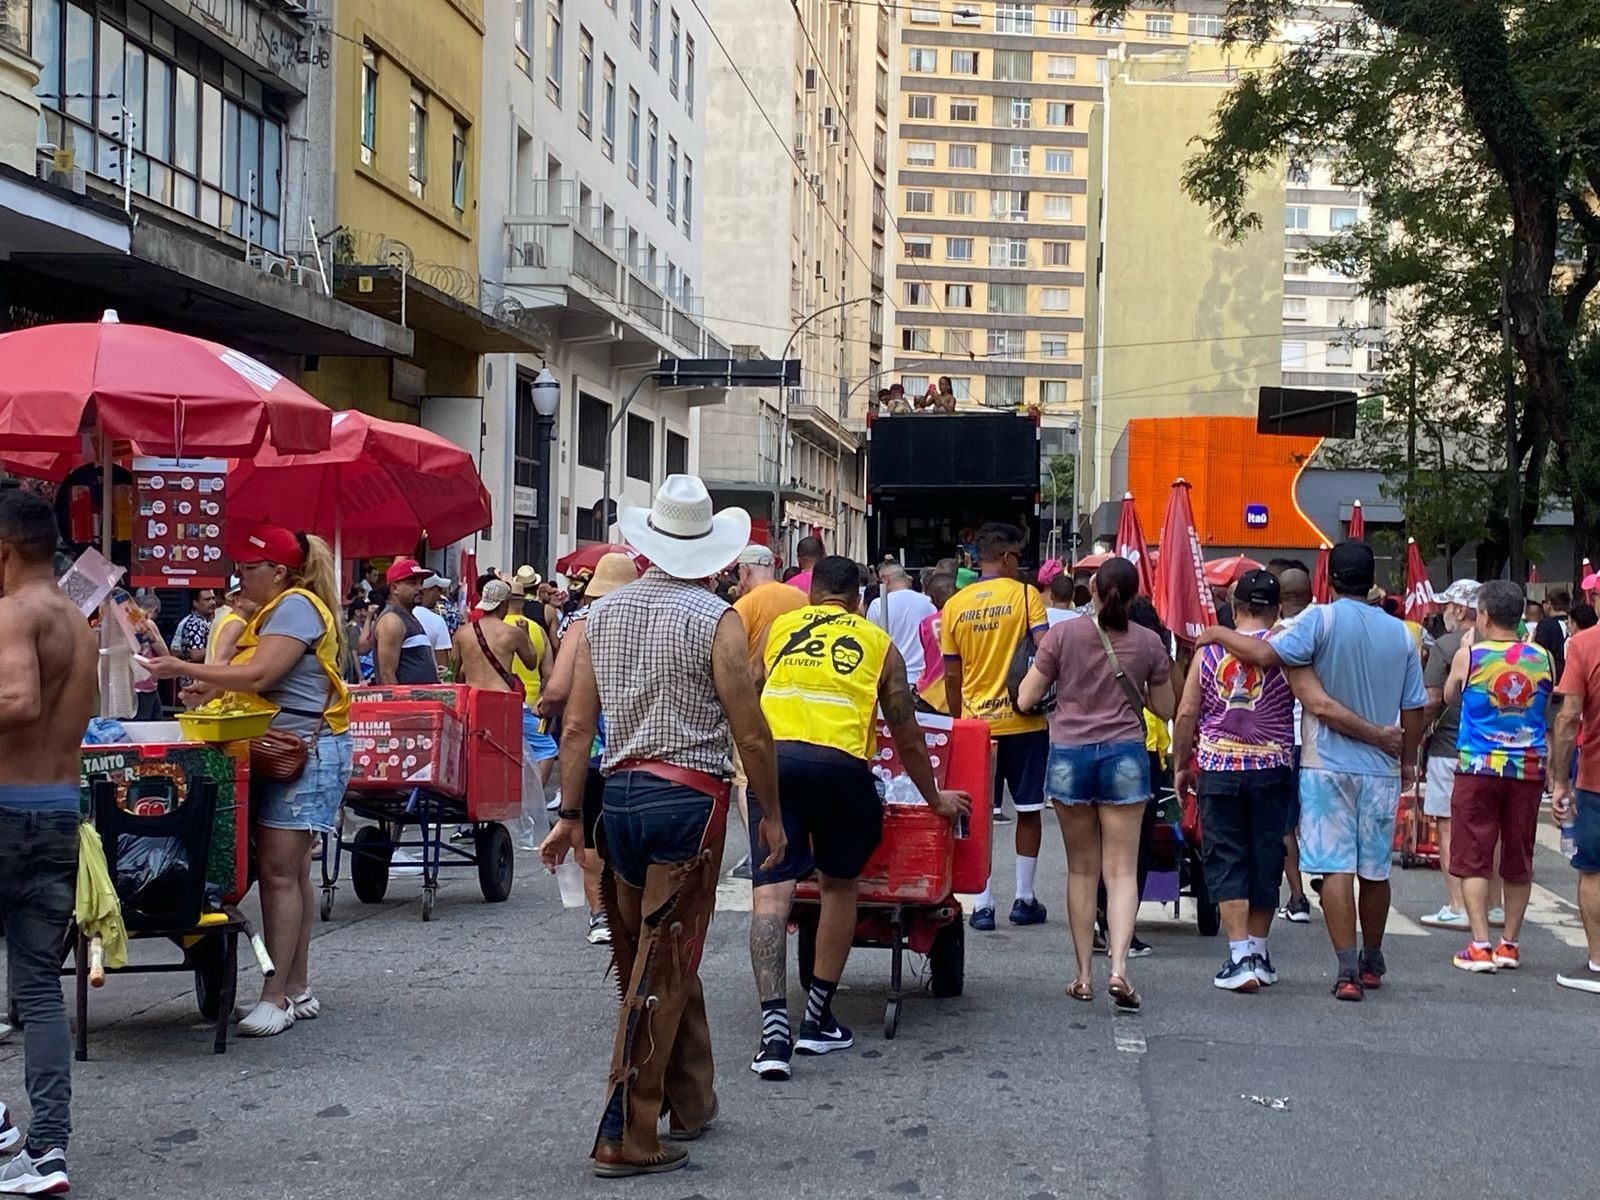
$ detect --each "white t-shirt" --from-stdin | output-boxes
[866,588,938,681]
[413,605,452,653]
[1046,607,1082,627]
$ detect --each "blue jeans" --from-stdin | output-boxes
[600,772,715,889]
[0,807,79,1150]
[1573,788,1600,873]
[1046,740,1152,806]
[253,731,353,834]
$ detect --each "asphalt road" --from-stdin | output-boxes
[3,817,1595,1200]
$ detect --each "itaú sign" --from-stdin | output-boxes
[1245,504,1269,529]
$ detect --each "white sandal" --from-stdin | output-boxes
[236,1000,295,1037]
[290,992,321,1020]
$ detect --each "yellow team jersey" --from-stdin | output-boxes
[505,614,548,708]
[762,605,892,760]
[938,576,1048,736]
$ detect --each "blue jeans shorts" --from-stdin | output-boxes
[523,708,559,762]
[1574,788,1600,873]
[1046,740,1151,806]
[254,730,353,834]
[600,771,717,889]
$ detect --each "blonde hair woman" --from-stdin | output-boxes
[146,526,352,1037]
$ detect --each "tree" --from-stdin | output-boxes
[1091,0,1600,576]
[1041,452,1075,509]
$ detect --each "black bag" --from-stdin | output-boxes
[92,777,217,933]
[1006,631,1056,716]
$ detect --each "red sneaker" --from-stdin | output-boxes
[1453,943,1497,973]
[1492,941,1520,970]
[1333,973,1364,1002]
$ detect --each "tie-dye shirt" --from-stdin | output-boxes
[1458,639,1554,779]
[1196,630,1295,771]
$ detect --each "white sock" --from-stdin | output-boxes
[1590,960,1600,972]
[1229,939,1251,964]
[974,879,994,911]
[1015,855,1038,903]
[1248,935,1266,958]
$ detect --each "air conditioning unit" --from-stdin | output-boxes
[805,67,818,92]
[794,132,809,160]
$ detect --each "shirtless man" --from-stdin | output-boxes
[0,489,98,1198]
[450,578,547,693]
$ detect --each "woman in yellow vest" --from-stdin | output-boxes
[146,525,351,1038]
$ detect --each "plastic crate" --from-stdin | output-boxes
[348,702,466,797]
[463,688,523,823]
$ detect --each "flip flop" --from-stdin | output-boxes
[1108,974,1142,1011]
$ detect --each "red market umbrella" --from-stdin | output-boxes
[1403,538,1439,623]
[1114,492,1156,597]
[1347,499,1366,541]
[1203,554,1263,588]
[1154,477,1217,643]
[227,410,493,560]
[0,312,330,457]
[1072,552,1111,572]
[1312,543,1331,605]
[556,542,648,577]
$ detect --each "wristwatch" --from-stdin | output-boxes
[557,808,583,822]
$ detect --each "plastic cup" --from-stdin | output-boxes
[554,859,586,908]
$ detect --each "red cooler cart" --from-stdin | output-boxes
[321,685,523,921]
[792,715,993,1040]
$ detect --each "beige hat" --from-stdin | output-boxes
[511,564,542,597]
[585,552,641,600]
[480,579,513,609]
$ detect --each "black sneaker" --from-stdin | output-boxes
[992,806,1014,826]
[1278,894,1312,923]
[1092,924,1108,955]
[795,1017,854,1056]
[1254,950,1278,986]
[969,906,996,932]
[1213,956,1261,992]
[1008,897,1048,926]
[1128,936,1153,958]
[750,1037,793,1080]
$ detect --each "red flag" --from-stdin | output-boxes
[1312,543,1331,605]
[1528,563,1540,583]
[1403,538,1438,623]
[1348,499,1365,541]
[1114,492,1156,597]
[1154,478,1217,642]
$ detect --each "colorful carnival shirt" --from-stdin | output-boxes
[1196,630,1295,771]
[1458,639,1553,779]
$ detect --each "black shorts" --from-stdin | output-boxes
[994,729,1048,813]
[748,742,883,886]
[1198,767,1294,910]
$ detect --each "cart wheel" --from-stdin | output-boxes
[319,887,335,923]
[475,823,515,903]
[421,888,436,922]
[350,826,392,904]
[929,920,965,998]
[884,998,901,1041]
[192,937,226,1022]
[1190,851,1220,937]
[796,918,817,992]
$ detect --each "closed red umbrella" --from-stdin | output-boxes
[1154,477,1217,643]
[556,542,647,577]
[1403,538,1439,623]
[227,410,492,559]
[1114,492,1156,597]
[1202,554,1263,588]
[1528,563,1540,584]
[1312,543,1331,604]
[0,312,329,456]
[1347,499,1366,541]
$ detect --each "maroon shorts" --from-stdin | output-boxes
[1448,773,1543,883]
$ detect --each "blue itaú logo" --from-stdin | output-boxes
[1245,504,1269,529]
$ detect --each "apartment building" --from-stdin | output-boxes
[698,0,874,559]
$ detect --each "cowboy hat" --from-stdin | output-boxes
[618,475,750,581]
[510,564,542,597]
[585,552,641,600]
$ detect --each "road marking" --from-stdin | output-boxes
[716,876,752,912]
[1385,910,1429,937]
[1524,883,1586,949]
[1112,1013,1146,1054]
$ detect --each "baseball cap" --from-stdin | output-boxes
[479,578,513,608]
[227,525,306,568]
[735,544,775,566]
[1235,568,1281,606]
[1327,540,1376,594]
[1438,578,1482,608]
[385,557,431,586]
[422,573,452,590]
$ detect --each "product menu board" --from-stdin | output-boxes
[130,457,229,589]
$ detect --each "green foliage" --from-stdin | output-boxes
[1042,453,1075,508]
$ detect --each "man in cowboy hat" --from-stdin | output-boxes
[511,564,560,646]
[541,475,785,1179]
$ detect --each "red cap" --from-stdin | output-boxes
[386,557,430,586]
[227,526,305,568]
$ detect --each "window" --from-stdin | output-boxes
[1096,58,1109,83]
[668,10,680,96]
[649,0,661,68]
[949,378,973,401]
[904,282,932,306]
[901,375,930,396]
[905,236,932,259]
[948,190,976,215]
[578,394,611,469]
[1146,14,1172,38]
[1043,241,1070,266]
[996,98,1031,128]
[1285,255,1308,276]
[992,189,1029,220]
[946,236,974,261]
[545,0,563,104]
[1283,296,1307,322]
[666,430,689,476]
[951,4,982,24]
[1040,287,1070,311]
[627,88,640,183]
[1330,207,1359,231]
[685,36,695,113]
[950,49,978,74]
[902,327,932,351]
[906,141,935,167]
[630,0,642,45]
[1049,8,1078,33]
[1044,149,1072,174]
[988,376,1024,407]
[990,236,1028,267]
[407,85,427,197]
[602,57,617,158]
[666,136,678,222]
[995,4,1035,34]
[1092,13,1124,34]
[683,155,693,233]
[1040,380,1069,406]
[1045,102,1073,128]
[908,94,934,119]
[1285,205,1309,230]
[1287,161,1310,184]
[905,189,934,212]
[945,284,973,307]
[910,1,939,21]
[993,50,1032,81]
[577,27,593,136]
[360,47,377,164]
[1325,343,1354,368]
[986,329,1025,356]
[949,99,978,122]
[908,48,937,72]
[646,111,658,202]
[1041,335,1068,358]
[1047,55,1076,79]
[1043,193,1072,220]
[946,329,974,355]
[988,283,1027,313]
[1281,341,1308,369]
[1327,298,1355,325]
[1191,13,1223,41]
[451,121,467,212]
[515,0,533,57]
[949,143,977,169]
[626,413,654,481]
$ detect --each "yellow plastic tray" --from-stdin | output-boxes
[176,708,274,743]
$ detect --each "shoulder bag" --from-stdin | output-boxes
[1005,581,1055,715]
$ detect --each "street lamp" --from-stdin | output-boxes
[531,366,559,574]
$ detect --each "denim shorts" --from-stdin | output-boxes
[522,708,559,762]
[601,771,719,889]
[1046,740,1151,806]
[1573,788,1600,873]
[1297,767,1400,881]
[254,730,353,834]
